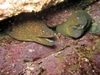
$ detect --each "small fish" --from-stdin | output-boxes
[5,13,54,46]
[56,10,91,38]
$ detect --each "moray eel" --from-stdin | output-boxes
[5,13,54,46]
[56,10,91,38]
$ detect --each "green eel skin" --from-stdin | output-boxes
[56,10,91,38]
[5,14,54,46]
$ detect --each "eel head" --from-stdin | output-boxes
[56,10,91,38]
[69,16,88,38]
[32,24,54,46]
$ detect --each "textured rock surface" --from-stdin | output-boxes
[0,0,66,21]
[0,32,100,75]
[0,0,100,75]
[89,1,100,35]
[42,0,97,27]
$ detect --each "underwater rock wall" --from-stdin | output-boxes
[0,0,100,75]
[0,0,66,21]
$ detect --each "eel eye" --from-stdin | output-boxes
[42,30,45,34]
[76,17,79,20]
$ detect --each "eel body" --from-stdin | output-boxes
[56,10,91,38]
[5,13,54,46]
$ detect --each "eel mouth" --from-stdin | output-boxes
[35,37,54,46]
